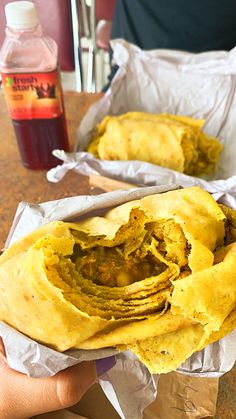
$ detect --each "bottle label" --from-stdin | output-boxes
[1,70,64,120]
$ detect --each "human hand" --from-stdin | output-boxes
[0,338,115,419]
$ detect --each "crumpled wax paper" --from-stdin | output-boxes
[47,39,236,193]
[0,185,236,419]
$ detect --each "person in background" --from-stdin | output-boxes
[105,0,236,88]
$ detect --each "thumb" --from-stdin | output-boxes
[52,361,97,409]
[0,352,96,418]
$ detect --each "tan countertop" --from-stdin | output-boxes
[0,90,102,250]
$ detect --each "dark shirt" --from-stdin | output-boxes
[111,0,236,52]
[103,0,236,90]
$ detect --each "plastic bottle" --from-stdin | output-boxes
[0,1,69,169]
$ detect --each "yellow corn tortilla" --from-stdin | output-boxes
[125,305,236,375]
[171,244,236,333]
[123,323,205,375]
[88,112,223,176]
[0,186,235,375]
[77,311,196,349]
[197,307,236,351]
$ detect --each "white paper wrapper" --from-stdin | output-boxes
[47,39,236,190]
[47,150,236,208]
[1,185,236,419]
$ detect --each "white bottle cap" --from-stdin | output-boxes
[5,1,39,29]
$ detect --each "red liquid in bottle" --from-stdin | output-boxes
[13,114,69,170]
[0,2,70,170]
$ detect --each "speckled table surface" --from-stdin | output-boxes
[0,90,235,418]
[0,90,102,250]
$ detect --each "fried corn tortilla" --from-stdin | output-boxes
[0,187,236,374]
[88,112,223,176]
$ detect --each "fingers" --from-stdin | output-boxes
[0,337,115,418]
[0,360,97,419]
[54,361,97,409]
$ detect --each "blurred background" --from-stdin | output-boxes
[0,0,115,92]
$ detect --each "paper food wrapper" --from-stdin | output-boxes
[0,185,236,419]
[47,39,236,196]
[143,372,219,419]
